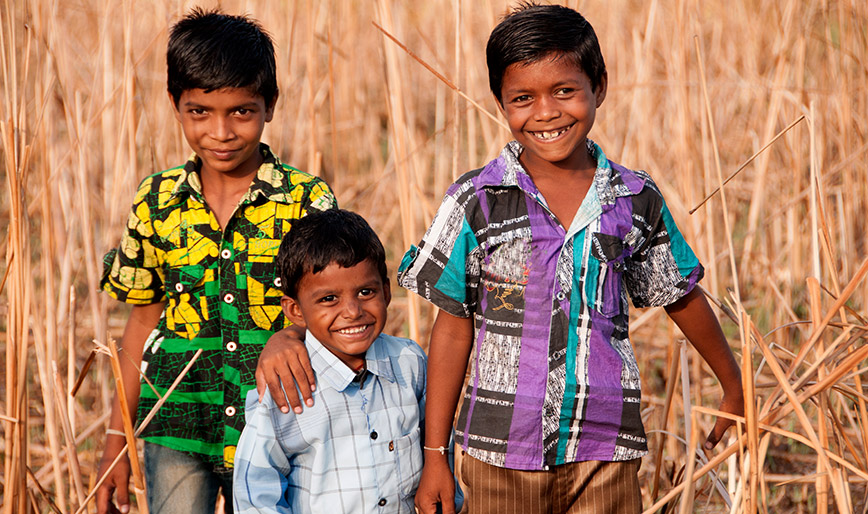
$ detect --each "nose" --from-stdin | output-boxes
[342,297,362,319]
[209,115,235,142]
[533,95,560,122]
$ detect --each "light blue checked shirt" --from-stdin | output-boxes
[233,331,426,513]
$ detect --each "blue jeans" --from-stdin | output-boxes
[144,442,233,514]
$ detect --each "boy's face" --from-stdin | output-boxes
[171,87,276,180]
[281,259,391,370]
[497,54,607,175]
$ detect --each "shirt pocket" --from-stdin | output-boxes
[394,426,423,499]
[589,233,628,318]
[244,261,285,331]
[480,238,532,314]
[163,265,206,339]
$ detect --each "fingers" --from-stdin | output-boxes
[96,476,130,514]
[284,350,315,408]
[115,478,131,514]
[704,416,733,450]
[255,368,266,400]
[95,482,113,514]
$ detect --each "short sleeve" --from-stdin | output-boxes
[624,185,704,308]
[397,180,483,318]
[303,176,337,213]
[100,177,165,304]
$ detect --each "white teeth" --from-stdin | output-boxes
[339,326,367,335]
[534,128,567,140]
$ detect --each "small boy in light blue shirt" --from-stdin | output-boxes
[233,209,455,513]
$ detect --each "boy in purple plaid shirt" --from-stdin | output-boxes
[398,4,744,513]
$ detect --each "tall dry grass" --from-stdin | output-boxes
[1,0,867,512]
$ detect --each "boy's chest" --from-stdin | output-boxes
[478,188,637,320]
[150,197,300,267]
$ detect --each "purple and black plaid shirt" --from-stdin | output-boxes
[398,141,704,470]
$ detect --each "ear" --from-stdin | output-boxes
[281,295,306,327]
[494,93,506,116]
[594,71,608,108]
[382,280,392,308]
[168,91,181,121]
[265,89,279,123]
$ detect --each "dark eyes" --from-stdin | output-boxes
[317,289,376,304]
[185,108,255,117]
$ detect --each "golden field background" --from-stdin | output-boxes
[2,0,868,512]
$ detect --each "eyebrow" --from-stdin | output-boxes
[306,279,382,298]
[180,101,261,110]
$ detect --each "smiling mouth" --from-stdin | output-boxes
[209,149,239,159]
[530,124,572,141]
[336,325,370,335]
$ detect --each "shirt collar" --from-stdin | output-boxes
[158,143,302,208]
[306,331,396,392]
[476,140,646,208]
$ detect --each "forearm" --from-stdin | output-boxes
[424,311,474,449]
[664,288,742,397]
[108,302,165,433]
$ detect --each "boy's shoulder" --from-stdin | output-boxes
[373,332,426,359]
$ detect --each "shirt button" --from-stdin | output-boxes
[388,441,394,452]
[378,498,387,506]
[556,291,566,301]
[273,277,282,288]
[223,293,235,304]
[225,406,236,417]
[175,283,184,293]
[220,248,232,259]
[370,431,378,440]
[227,341,237,352]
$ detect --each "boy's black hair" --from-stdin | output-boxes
[167,8,278,106]
[277,209,388,299]
[486,2,606,103]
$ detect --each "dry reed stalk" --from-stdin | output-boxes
[107,338,148,514]
[808,278,831,513]
[689,116,806,215]
[750,324,849,507]
[372,20,508,132]
[306,0,319,178]
[33,411,110,485]
[650,340,682,502]
[739,309,759,513]
[375,0,421,345]
[678,412,698,514]
[1,7,32,512]
[29,299,67,513]
[52,363,86,509]
[326,11,339,192]
[776,256,868,392]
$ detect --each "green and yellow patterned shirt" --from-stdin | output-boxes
[101,144,335,468]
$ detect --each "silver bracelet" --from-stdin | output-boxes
[423,445,448,455]
[106,428,127,437]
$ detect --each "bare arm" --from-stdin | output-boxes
[415,311,474,514]
[664,287,744,450]
[255,324,314,414]
[96,302,164,514]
